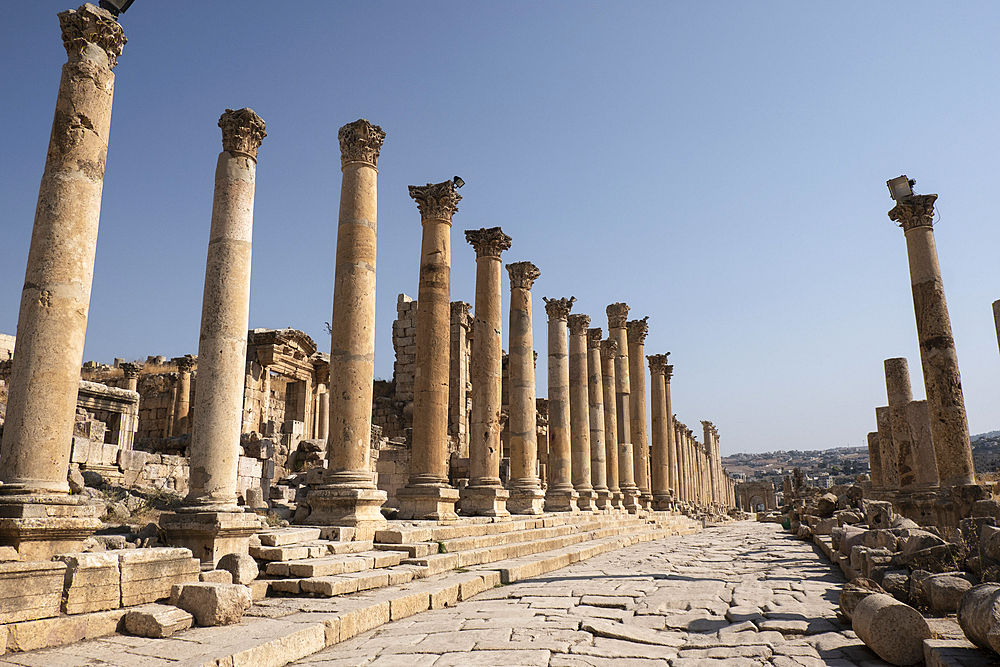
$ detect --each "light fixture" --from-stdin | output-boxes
[99,0,135,15]
[887,175,916,201]
[453,176,465,189]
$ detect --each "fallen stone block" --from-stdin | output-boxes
[924,572,976,614]
[200,569,233,584]
[840,577,886,621]
[852,593,931,666]
[124,603,193,638]
[170,582,251,626]
[957,583,1000,654]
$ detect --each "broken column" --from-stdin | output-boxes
[0,4,125,559]
[587,328,610,510]
[648,354,671,511]
[543,297,578,512]
[875,406,899,490]
[608,303,641,513]
[506,262,544,515]
[397,180,462,521]
[885,357,938,489]
[567,314,596,512]
[600,339,622,510]
[161,109,266,565]
[172,355,195,435]
[889,193,976,487]
[626,318,652,509]
[307,119,387,532]
[867,432,884,489]
[461,227,512,517]
[121,362,142,393]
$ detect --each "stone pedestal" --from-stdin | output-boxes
[0,5,125,556]
[398,180,462,522]
[586,329,610,510]
[568,314,595,512]
[308,119,387,531]
[889,194,976,487]
[600,339,623,510]
[461,227,511,518]
[161,108,266,565]
[627,318,652,509]
[506,262,545,515]
[608,303,640,513]
[543,297,578,512]
[648,354,671,511]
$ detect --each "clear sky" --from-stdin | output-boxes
[2,2,999,456]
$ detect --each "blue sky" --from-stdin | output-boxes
[2,2,999,455]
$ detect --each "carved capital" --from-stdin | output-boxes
[451,301,471,326]
[543,296,575,321]
[59,4,126,69]
[626,317,650,344]
[408,181,461,221]
[506,262,540,290]
[338,119,385,168]
[465,227,512,258]
[174,355,196,373]
[606,302,630,329]
[664,364,673,382]
[600,338,618,359]
[587,328,603,349]
[219,108,267,161]
[889,193,937,232]
[120,362,142,379]
[567,313,591,336]
[647,353,670,375]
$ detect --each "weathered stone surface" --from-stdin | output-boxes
[957,583,1000,654]
[0,560,66,623]
[54,551,121,614]
[124,603,193,638]
[852,593,931,665]
[882,569,911,603]
[839,577,886,621]
[924,572,976,613]
[200,569,234,584]
[171,582,252,626]
[816,493,838,517]
[217,551,259,584]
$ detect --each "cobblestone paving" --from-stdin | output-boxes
[291,521,894,666]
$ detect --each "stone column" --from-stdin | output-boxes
[172,355,195,435]
[587,328,610,510]
[664,369,677,507]
[889,194,976,487]
[449,301,472,452]
[867,432,884,489]
[600,339,622,510]
[647,354,671,510]
[567,314,596,511]
[0,4,124,559]
[607,303,640,513]
[161,109,265,565]
[703,422,717,510]
[906,399,939,487]
[461,227,512,517]
[306,120,387,532]
[626,318,652,509]
[121,362,142,393]
[397,180,462,521]
[317,387,330,441]
[543,297,578,512]
[506,262,544,514]
[875,406,899,490]
[884,358,938,489]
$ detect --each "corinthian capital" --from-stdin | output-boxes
[339,119,385,168]
[409,181,461,221]
[59,4,126,69]
[219,108,267,160]
[506,262,540,290]
[465,227,512,258]
[626,317,649,344]
[600,338,618,359]
[174,355,197,373]
[889,193,937,232]
[120,362,142,379]
[587,328,603,349]
[665,364,674,382]
[647,353,670,374]
[543,296,575,321]
[567,313,591,336]
[606,302,630,329]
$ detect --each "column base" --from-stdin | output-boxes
[160,509,262,567]
[460,485,511,518]
[575,488,597,512]
[639,492,653,510]
[396,485,460,522]
[594,488,612,511]
[610,490,624,511]
[620,487,642,514]
[507,487,545,515]
[544,487,579,513]
[0,495,101,561]
[652,492,672,512]
[306,486,388,539]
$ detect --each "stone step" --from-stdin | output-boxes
[265,550,408,578]
[250,539,374,562]
[373,542,437,558]
[256,527,322,547]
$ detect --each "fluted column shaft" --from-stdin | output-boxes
[587,329,610,509]
[568,314,595,511]
[600,340,622,510]
[890,195,975,486]
[543,298,578,512]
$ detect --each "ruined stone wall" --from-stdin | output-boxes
[375,444,411,508]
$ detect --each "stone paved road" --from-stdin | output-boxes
[291,521,896,667]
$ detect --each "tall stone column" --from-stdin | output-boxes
[587,329,610,510]
[664,365,676,508]
[172,355,195,435]
[600,339,622,510]
[626,319,652,509]
[0,4,124,559]
[506,262,544,515]
[703,422,717,510]
[889,194,976,487]
[607,303,640,513]
[121,362,142,393]
[867,432,884,489]
[461,227,512,517]
[397,180,462,521]
[161,109,265,565]
[306,120,387,532]
[567,314,595,511]
[875,406,899,490]
[543,297,578,512]
[647,354,671,510]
